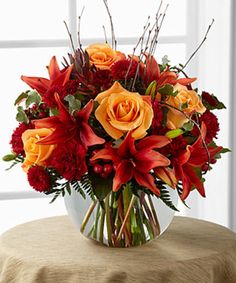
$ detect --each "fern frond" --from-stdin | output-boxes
[159,185,179,212]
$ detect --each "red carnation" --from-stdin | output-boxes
[111,59,138,80]
[202,91,217,107]
[43,80,80,108]
[47,139,87,181]
[92,69,113,90]
[27,165,51,192]
[10,123,33,155]
[160,135,188,158]
[192,110,220,144]
[151,100,164,134]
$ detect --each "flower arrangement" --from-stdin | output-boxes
[3,2,228,247]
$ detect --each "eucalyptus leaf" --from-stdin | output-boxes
[182,121,194,132]
[158,84,178,97]
[16,106,29,124]
[14,92,29,106]
[25,90,42,108]
[64,94,81,114]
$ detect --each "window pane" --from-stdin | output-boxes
[0,47,69,192]
[0,198,66,233]
[0,0,68,40]
[77,0,186,40]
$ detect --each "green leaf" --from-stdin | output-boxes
[202,93,226,110]
[162,55,170,66]
[220,147,231,154]
[159,185,179,212]
[14,92,29,106]
[182,121,194,131]
[16,106,29,124]
[165,129,184,139]
[180,102,188,110]
[145,80,157,99]
[158,84,178,97]
[2,153,16,161]
[90,174,112,201]
[49,107,59,116]
[64,94,81,114]
[25,90,42,108]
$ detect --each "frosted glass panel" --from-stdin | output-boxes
[0,0,68,39]
[77,0,187,40]
[0,198,66,234]
[0,47,69,192]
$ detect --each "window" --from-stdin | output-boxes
[0,0,231,232]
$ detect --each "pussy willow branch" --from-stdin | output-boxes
[77,6,85,49]
[160,101,211,169]
[179,19,215,72]
[64,21,76,53]
[125,17,150,87]
[103,0,116,49]
[102,25,108,44]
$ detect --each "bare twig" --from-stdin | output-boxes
[64,21,76,53]
[102,25,108,43]
[179,19,215,72]
[103,0,116,49]
[77,6,85,49]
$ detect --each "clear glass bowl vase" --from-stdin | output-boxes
[64,186,178,248]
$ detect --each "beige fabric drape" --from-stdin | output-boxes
[0,216,236,283]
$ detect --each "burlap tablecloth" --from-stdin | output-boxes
[0,216,236,283]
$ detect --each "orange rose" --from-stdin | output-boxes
[95,82,154,140]
[86,43,125,70]
[22,128,56,172]
[166,83,206,129]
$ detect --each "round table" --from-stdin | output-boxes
[0,216,236,283]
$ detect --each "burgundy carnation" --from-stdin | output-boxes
[10,123,33,155]
[27,165,51,192]
[192,110,220,144]
[111,59,138,80]
[202,91,217,107]
[151,100,164,134]
[92,69,113,90]
[47,139,87,181]
[43,80,80,108]
[159,135,188,158]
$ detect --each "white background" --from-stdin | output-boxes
[0,0,232,233]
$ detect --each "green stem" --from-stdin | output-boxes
[93,203,101,240]
[87,225,94,238]
[80,200,97,234]
[105,193,113,246]
[99,207,105,244]
[135,198,147,245]
[141,195,158,237]
[116,195,136,245]
[148,195,161,235]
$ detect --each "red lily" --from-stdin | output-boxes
[90,132,171,195]
[173,122,223,200]
[21,56,73,95]
[139,54,196,87]
[33,93,105,148]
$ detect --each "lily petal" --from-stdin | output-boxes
[135,150,170,173]
[21,76,50,94]
[137,135,171,150]
[80,122,105,147]
[113,161,133,191]
[133,171,160,196]
[47,56,61,80]
[118,132,137,158]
